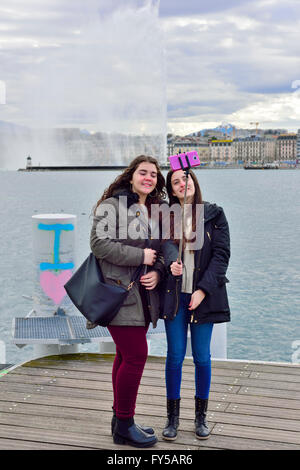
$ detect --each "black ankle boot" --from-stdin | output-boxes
[195,397,210,439]
[113,417,157,448]
[111,408,154,436]
[162,398,180,441]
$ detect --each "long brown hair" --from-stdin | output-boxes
[94,155,166,215]
[166,169,203,246]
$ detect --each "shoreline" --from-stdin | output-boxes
[17,165,298,171]
[18,165,243,171]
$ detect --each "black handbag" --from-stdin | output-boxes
[64,253,143,327]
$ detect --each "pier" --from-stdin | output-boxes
[0,353,299,450]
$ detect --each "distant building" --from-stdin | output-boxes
[297,129,300,160]
[263,137,277,162]
[233,136,276,163]
[168,136,210,162]
[275,134,297,160]
[210,140,233,162]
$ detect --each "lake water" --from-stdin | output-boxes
[0,169,300,365]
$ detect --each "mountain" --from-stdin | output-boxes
[188,123,236,137]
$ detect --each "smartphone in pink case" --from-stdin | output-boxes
[169,151,200,171]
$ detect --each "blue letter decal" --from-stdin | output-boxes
[38,223,74,271]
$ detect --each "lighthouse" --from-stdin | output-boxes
[26,155,32,169]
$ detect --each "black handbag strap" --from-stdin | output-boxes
[127,264,144,291]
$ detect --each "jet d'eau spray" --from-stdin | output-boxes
[0,0,167,170]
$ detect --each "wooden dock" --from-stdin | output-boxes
[0,353,299,450]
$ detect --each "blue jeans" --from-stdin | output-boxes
[164,293,213,400]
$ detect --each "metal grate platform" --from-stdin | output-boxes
[12,316,165,346]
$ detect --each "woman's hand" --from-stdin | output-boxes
[143,248,157,266]
[170,261,183,276]
[140,271,160,290]
[188,289,206,310]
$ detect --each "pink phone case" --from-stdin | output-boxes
[169,151,200,170]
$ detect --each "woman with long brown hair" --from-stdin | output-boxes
[90,155,166,448]
[161,168,230,442]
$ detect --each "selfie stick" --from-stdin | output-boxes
[177,155,191,264]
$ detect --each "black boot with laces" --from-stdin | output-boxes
[162,398,180,441]
[195,397,210,439]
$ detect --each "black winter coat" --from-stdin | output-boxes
[160,201,230,325]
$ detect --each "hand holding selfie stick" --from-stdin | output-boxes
[177,160,191,264]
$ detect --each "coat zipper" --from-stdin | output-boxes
[173,277,180,317]
[190,269,196,324]
[190,248,202,324]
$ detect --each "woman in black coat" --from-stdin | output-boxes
[161,168,230,442]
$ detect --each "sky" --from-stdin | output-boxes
[1,0,300,135]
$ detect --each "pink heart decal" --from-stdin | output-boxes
[40,270,73,305]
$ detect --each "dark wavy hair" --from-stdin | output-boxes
[165,169,203,246]
[94,155,166,215]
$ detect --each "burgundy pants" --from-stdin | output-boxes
[107,325,149,419]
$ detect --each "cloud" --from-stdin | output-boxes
[1,0,300,142]
[159,0,254,17]
[161,0,300,133]
[0,0,166,135]
[229,89,300,128]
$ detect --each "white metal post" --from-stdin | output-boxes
[31,213,78,357]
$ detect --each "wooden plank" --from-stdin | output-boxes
[209,391,300,410]
[0,411,110,434]
[213,360,300,374]
[0,376,241,397]
[249,370,300,383]
[0,400,106,421]
[207,410,300,432]
[212,422,300,445]
[7,367,253,390]
[0,423,203,451]
[0,438,89,450]
[21,355,300,376]
[211,375,300,391]
[11,363,300,394]
[10,363,253,380]
[1,371,242,397]
[247,363,300,375]
[0,390,226,420]
[0,423,112,449]
[0,382,298,416]
[238,385,300,401]
[0,384,212,406]
[195,434,300,451]
[225,402,300,421]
